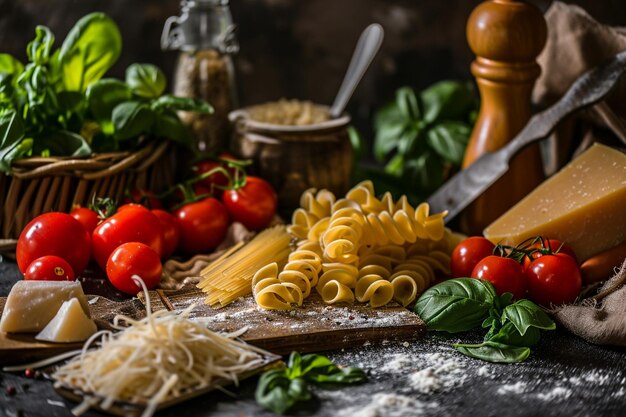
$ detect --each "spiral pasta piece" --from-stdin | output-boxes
[389,274,418,307]
[317,263,358,294]
[252,263,303,310]
[319,280,355,304]
[355,273,394,307]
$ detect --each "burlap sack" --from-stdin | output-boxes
[533,1,626,174]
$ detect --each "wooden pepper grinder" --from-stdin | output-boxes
[461,0,547,235]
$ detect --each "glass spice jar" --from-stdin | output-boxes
[161,0,238,152]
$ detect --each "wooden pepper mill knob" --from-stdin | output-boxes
[461,0,547,235]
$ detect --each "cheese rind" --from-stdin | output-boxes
[35,298,97,343]
[484,144,626,261]
[0,281,90,333]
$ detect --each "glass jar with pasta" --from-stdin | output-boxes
[229,99,352,212]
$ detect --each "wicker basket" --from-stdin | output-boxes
[0,141,174,254]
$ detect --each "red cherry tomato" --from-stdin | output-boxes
[16,213,91,276]
[523,238,578,270]
[24,256,75,281]
[451,237,496,278]
[526,253,582,306]
[471,256,527,299]
[70,207,100,235]
[193,153,237,193]
[123,188,163,209]
[92,205,164,269]
[222,176,277,231]
[106,242,162,295]
[174,198,229,254]
[151,209,181,259]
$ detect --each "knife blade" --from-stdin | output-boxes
[427,50,626,223]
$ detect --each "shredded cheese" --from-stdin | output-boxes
[52,276,267,417]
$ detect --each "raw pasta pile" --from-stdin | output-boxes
[252,181,463,310]
[53,278,267,417]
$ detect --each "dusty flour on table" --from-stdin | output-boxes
[497,381,527,395]
[335,393,436,417]
[407,353,466,394]
[537,387,573,401]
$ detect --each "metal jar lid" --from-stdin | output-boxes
[161,0,239,53]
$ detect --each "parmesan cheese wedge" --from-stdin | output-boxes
[0,281,90,333]
[35,298,97,343]
[484,143,626,261]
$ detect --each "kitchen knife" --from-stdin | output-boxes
[427,50,626,223]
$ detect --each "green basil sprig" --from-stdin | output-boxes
[354,82,477,203]
[0,13,212,174]
[255,352,366,415]
[415,278,556,363]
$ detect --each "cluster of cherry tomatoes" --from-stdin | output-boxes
[451,236,582,306]
[15,154,277,296]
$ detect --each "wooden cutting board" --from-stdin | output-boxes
[0,286,426,365]
[143,286,426,354]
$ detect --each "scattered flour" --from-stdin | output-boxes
[407,353,466,394]
[336,393,436,417]
[537,387,572,401]
[497,381,527,395]
[380,353,414,373]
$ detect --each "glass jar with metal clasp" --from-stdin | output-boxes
[162,0,239,152]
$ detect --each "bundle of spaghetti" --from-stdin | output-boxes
[52,277,266,417]
[197,226,292,308]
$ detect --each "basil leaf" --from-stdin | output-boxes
[153,112,191,145]
[126,63,166,99]
[385,153,404,176]
[86,79,132,132]
[395,86,421,120]
[373,102,405,161]
[403,149,444,194]
[59,12,121,92]
[151,95,212,113]
[454,341,531,363]
[426,121,471,165]
[57,91,84,113]
[414,278,497,333]
[0,111,26,173]
[33,130,91,157]
[502,299,556,336]
[112,101,155,140]
[309,366,367,385]
[0,54,24,76]
[26,26,55,65]
[488,322,541,348]
[255,372,312,415]
[420,81,475,124]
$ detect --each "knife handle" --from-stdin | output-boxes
[502,50,626,160]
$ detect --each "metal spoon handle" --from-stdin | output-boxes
[330,23,384,118]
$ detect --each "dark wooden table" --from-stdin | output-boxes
[1,259,625,417]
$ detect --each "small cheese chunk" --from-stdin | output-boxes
[0,281,90,333]
[35,298,97,343]
[484,144,626,261]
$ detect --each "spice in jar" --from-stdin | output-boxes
[173,49,235,151]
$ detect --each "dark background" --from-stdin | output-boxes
[0,0,624,133]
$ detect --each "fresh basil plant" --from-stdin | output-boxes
[415,278,556,363]
[354,81,477,203]
[0,12,212,174]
